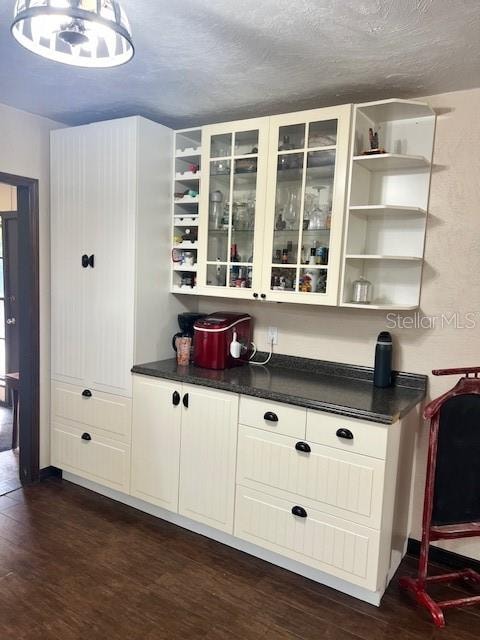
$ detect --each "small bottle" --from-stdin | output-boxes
[309,247,316,265]
[374,332,392,388]
[281,249,289,264]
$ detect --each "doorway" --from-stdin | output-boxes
[0,173,39,493]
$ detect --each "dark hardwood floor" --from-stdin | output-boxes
[0,479,478,639]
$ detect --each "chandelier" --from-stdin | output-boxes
[11,1,134,68]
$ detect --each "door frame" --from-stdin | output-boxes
[0,171,40,484]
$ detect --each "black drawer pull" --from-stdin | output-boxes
[260,293,266,299]
[253,293,259,299]
[295,441,311,454]
[81,254,89,268]
[81,432,91,442]
[82,389,92,398]
[88,254,95,268]
[263,411,278,423]
[183,393,189,408]
[291,505,307,518]
[336,428,354,440]
[172,391,181,406]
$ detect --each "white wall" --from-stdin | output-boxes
[0,102,63,469]
[198,87,480,560]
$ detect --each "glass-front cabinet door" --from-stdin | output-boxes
[197,118,270,298]
[261,105,351,305]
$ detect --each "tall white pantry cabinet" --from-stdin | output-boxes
[50,116,186,490]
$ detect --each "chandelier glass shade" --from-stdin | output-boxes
[11,1,134,68]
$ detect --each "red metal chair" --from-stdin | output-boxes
[400,366,480,627]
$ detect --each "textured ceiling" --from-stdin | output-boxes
[0,0,479,128]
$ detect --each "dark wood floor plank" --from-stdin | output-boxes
[0,478,479,640]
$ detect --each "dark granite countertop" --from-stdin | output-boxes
[132,354,427,425]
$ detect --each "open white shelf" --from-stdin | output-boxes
[341,302,419,311]
[349,205,427,217]
[356,99,435,122]
[341,98,436,310]
[352,153,430,171]
[174,215,198,227]
[172,128,202,294]
[346,254,422,261]
[174,196,199,204]
[173,242,198,250]
[171,285,198,295]
[175,147,201,158]
[175,171,201,181]
[173,264,198,272]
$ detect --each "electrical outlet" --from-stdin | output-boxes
[267,326,278,345]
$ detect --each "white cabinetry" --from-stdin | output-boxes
[194,106,352,305]
[51,116,181,398]
[51,117,186,489]
[131,376,182,511]
[65,374,415,606]
[130,377,239,533]
[234,394,407,597]
[341,99,436,309]
[179,384,239,532]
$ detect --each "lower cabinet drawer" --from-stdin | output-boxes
[51,423,130,493]
[235,486,380,591]
[306,410,388,460]
[239,396,306,439]
[52,381,132,443]
[237,426,385,528]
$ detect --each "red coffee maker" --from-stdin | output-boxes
[193,312,253,370]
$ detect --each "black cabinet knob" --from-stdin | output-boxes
[81,254,95,268]
[260,293,266,299]
[295,441,311,454]
[82,389,92,398]
[183,393,189,408]
[81,433,92,441]
[253,293,259,299]
[263,411,278,423]
[336,428,354,440]
[291,505,307,518]
[172,391,180,406]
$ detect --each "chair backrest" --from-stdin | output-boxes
[432,393,480,526]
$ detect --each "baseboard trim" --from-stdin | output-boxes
[407,538,480,573]
[39,465,62,481]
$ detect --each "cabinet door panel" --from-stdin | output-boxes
[262,105,352,305]
[51,128,88,385]
[179,385,239,532]
[87,119,137,397]
[131,376,182,511]
[235,486,380,590]
[197,117,270,299]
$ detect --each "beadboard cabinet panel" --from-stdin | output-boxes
[179,385,239,532]
[87,120,137,397]
[235,486,380,590]
[51,117,179,400]
[52,422,130,493]
[131,376,182,511]
[50,127,89,387]
[51,381,132,443]
[237,426,384,528]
